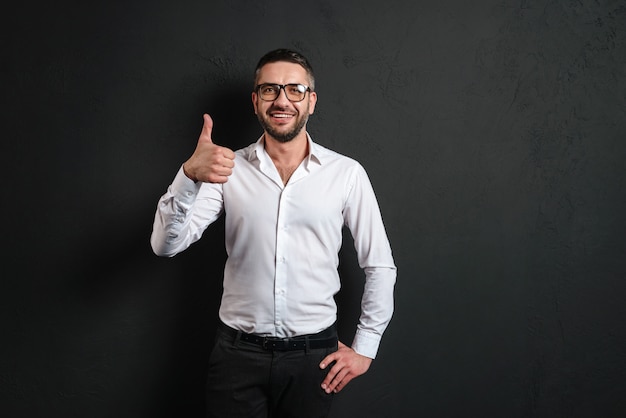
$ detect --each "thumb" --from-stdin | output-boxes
[201,113,214,142]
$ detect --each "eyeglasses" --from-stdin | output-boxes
[256,83,311,102]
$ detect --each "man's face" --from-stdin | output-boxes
[252,61,317,143]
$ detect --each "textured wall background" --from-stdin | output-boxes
[2,0,625,417]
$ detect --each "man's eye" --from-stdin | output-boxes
[288,85,305,94]
[262,86,277,94]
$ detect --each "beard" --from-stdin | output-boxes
[257,110,309,143]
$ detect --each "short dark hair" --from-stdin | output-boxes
[254,48,315,90]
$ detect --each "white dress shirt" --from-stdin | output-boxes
[151,134,396,358]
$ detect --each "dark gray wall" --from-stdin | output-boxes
[3,1,625,417]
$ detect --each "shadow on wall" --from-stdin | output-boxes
[199,80,262,149]
[47,80,260,415]
[336,227,367,345]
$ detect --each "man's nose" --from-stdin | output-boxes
[274,87,291,104]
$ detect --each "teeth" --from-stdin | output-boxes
[272,114,292,118]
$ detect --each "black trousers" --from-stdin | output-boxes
[206,323,338,418]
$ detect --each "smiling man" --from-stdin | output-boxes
[151,48,396,418]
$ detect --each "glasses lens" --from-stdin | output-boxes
[285,84,307,101]
[258,84,308,102]
[259,84,279,100]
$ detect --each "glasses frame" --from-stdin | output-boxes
[255,83,311,102]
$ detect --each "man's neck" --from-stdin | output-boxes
[263,131,309,185]
[263,131,309,167]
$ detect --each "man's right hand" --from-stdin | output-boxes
[183,114,235,183]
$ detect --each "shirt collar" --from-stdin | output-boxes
[248,133,323,167]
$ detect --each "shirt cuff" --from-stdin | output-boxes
[351,329,381,359]
[171,165,202,201]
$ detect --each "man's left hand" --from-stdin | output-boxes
[319,341,372,393]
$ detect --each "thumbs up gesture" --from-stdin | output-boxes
[183,114,235,183]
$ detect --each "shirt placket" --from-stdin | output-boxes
[273,186,290,337]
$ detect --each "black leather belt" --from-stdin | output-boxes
[219,322,337,351]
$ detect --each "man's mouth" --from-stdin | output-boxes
[270,112,295,123]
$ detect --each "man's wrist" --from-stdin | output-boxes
[182,162,198,182]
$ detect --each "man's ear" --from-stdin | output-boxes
[308,91,317,115]
[251,91,259,114]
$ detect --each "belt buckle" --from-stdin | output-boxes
[262,337,270,350]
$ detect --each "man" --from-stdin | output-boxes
[151,48,396,417]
